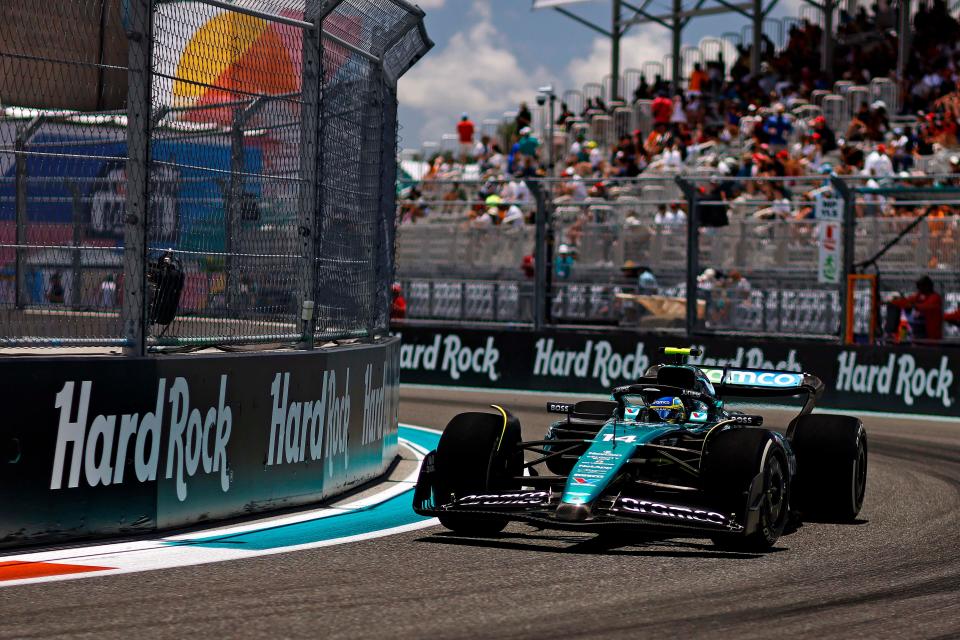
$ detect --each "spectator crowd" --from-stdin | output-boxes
[395,1,960,339]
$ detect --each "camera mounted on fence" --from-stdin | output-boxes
[147,251,184,326]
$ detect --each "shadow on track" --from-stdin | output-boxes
[416,529,781,559]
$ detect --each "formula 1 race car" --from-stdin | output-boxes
[413,347,868,551]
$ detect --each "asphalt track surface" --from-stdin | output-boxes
[2,386,959,639]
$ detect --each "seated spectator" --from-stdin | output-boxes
[863,144,894,178]
[656,201,686,225]
[390,283,407,320]
[498,201,525,227]
[810,116,837,153]
[764,103,793,148]
[651,93,673,126]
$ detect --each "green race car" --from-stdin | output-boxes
[412,347,868,551]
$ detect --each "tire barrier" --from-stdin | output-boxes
[0,338,400,549]
[396,326,958,417]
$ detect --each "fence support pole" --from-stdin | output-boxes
[831,176,856,340]
[297,10,323,349]
[14,116,44,309]
[378,85,400,333]
[224,98,264,316]
[65,181,84,309]
[122,0,153,356]
[676,176,699,337]
[528,179,552,330]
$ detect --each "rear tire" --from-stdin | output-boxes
[789,414,867,522]
[433,409,522,536]
[702,428,791,552]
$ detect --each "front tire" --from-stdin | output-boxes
[703,428,791,552]
[789,414,867,522]
[433,409,522,535]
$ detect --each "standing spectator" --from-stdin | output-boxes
[456,113,474,162]
[889,276,944,341]
[689,63,708,94]
[47,272,65,304]
[515,102,532,130]
[100,274,117,307]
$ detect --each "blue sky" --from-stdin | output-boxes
[397,0,810,148]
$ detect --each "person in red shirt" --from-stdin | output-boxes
[946,308,960,325]
[390,283,407,321]
[889,276,943,340]
[456,113,475,162]
[651,93,673,126]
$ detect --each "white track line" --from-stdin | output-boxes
[0,430,441,588]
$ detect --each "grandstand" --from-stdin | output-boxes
[394,0,960,342]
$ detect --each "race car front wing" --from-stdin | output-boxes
[412,454,746,537]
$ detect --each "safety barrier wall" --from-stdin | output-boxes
[0,338,400,548]
[396,326,957,417]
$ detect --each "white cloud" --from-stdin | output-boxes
[566,25,672,93]
[397,2,551,142]
[566,28,742,96]
[415,0,447,8]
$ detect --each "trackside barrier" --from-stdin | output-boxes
[395,326,959,417]
[0,338,400,548]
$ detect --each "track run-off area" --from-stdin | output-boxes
[1,385,958,639]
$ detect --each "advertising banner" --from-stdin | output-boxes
[816,197,842,285]
[0,338,400,548]
[396,327,959,416]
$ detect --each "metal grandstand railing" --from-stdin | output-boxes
[0,0,431,351]
[394,175,960,341]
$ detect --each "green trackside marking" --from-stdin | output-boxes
[167,425,440,551]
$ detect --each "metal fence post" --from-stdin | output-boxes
[527,179,552,330]
[297,11,323,349]
[378,87,400,334]
[676,176,699,337]
[65,181,84,309]
[122,0,153,356]
[14,116,44,309]
[224,98,263,315]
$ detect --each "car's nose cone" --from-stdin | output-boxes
[556,503,592,522]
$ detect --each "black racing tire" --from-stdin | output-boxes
[433,409,522,536]
[702,428,791,552]
[789,414,867,522]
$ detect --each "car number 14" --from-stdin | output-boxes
[601,434,638,443]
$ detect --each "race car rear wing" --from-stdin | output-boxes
[640,364,824,416]
[699,367,824,415]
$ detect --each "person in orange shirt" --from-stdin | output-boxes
[688,62,708,94]
[889,276,943,340]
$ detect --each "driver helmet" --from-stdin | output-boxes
[651,396,686,424]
